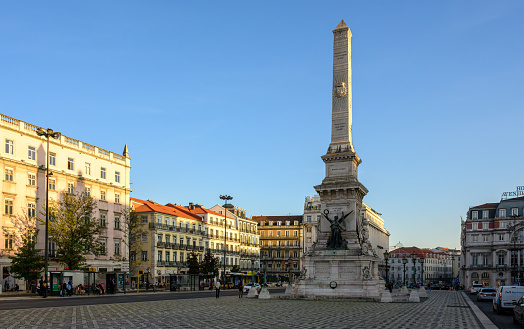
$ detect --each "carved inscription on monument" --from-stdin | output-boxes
[315,263,330,277]
[328,163,349,177]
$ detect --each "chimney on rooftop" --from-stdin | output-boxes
[189,202,194,210]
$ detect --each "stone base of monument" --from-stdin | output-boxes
[247,287,259,298]
[285,283,293,295]
[418,287,427,298]
[291,249,383,301]
[258,287,270,299]
[400,286,409,294]
[408,290,420,302]
[380,289,393,303]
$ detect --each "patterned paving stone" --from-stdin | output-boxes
[0,291,484,329]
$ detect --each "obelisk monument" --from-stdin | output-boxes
[293,20,383,300]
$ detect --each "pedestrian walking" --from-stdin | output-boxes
[215,280,221,298]
[38,277,44,296]
[61,281,67,297]
[67,279,73,296]
[238,281,244,298]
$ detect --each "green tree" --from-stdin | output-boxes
[187,251,201,274]
[231,265,240,273]
[201,250,219,277]
[46,192,103,270]
[9,231,44,286]
[3,213,43,288]
[116,207,145,275]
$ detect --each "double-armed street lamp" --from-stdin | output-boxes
[383,250,390,287]
[411,253,417,286]
[288,258,292,287]
[250,254,255,284]
[402,258,408,286]
[36,128,61,298]
[219,195,233,286]
[420,257,425,286]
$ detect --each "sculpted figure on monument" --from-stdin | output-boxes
[322,209,352,249]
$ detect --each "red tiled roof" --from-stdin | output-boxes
[470,202,499,209]
[131,198,202,221]
[390,247,450,259]
[181,205,236,220]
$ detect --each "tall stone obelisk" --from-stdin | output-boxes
[293,20,382,300]
[316,19,368,249]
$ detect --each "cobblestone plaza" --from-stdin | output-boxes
[0,291,489,329]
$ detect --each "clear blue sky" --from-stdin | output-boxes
[2,1,523,250]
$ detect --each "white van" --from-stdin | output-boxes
[493,286,524,313]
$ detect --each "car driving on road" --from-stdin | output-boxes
[477,288,496,302]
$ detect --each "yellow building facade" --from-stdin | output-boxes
[131,198,205,286]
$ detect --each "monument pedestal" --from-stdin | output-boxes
[292,249,383,301]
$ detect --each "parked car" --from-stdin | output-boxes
[513,296,524,326]
[493,286,524,314]
[470,283,484,295]
[243,283,261,294]
[431,284,444,290]
[477,288,497,301]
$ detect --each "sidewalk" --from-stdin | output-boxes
[0,286,247,300]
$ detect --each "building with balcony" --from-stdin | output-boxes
[460,189,524,289]
[252,215,303,282]
[0,113,130,284]
[303,195,321,252]
[186,203,242,277]
[211,205,259,273]
[131,198,205,285]
[389,246,453,285]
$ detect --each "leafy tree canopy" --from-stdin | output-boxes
[46,192,103,270]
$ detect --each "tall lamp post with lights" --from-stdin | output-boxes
[36,128,61,298]
[411,253,417,286]
[219,195,233,286]
[250,254,255,284]
[420,257,425,286]
[402,258,407,287]
[384,250,390,287]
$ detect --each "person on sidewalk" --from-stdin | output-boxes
[61,281,67,297]
[238,281,244,298]
[67,279,73,296]
[215,280,221,298]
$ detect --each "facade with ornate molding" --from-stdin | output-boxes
[460,192,524,289]
[0,113,131,287]
[130,198,205,285]
[252,215,303,281]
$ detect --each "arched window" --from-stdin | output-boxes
[481,272,489,279]
[471,272,479,279]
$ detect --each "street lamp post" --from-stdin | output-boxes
[402,258,407,287]
[511,214,519,285]
[263,252,267,287]
[250,254,255,284]
[384,250,390,287]
[288,258,292,287]
[411,253,417,286]
[219,195,233,286]
[420,257,425,286]
[36,128,61,298]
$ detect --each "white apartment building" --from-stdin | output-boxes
[0,113,131,281]
[461,190,524,289]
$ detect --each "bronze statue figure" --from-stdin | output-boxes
[322,209,352,249]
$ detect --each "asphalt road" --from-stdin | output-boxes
[465,292,522,329]
[0,288,286,311]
